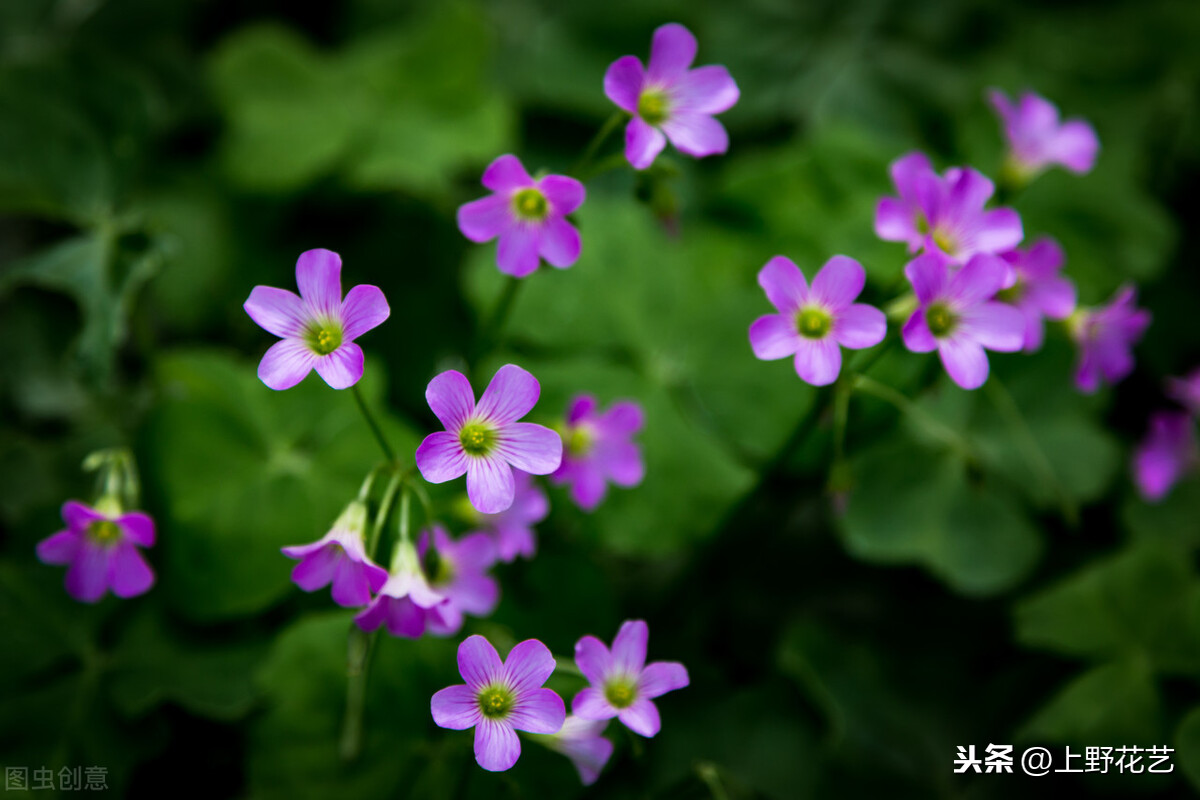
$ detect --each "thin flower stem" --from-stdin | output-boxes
[487,275,522,350]
[351,384,397,464]
[571,111,626,179]
[397,484,412,544]
[339,624,377,762]
[985,376,1078,525]
[832,378,852,464]
[696,762,732,800]
[367,469,403,561]
[852,374,975,462]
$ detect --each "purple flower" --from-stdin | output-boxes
[536,716,614,787]
[473,470,549,562]
[749,255,887,386]
[417,525,500,635]
[354,540,448,638]
[604,23,739,170]
[281,499,386,608]
[37,500,155,603]
[244,249,390,390]
[1167,368,1200,417]
[431,635,566,772]
[550,396,645,511]
[997,237,1077,352]
[1133,411,1196,502]
[989,89,1099,181]
[1068,284,1151,394]
[572,620,689,738]
[415,365,562,515]
[902,253,1025,390]
[457,155,585,278]
[875,151,1023,264]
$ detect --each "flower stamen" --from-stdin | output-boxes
[796,307,833,339]
[512,188,549,221]
[637,89,670,125]
[459,422,496,457]
[926,302,958,337]
[478,685,514,719]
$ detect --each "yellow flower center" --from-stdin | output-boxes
[87,520,121,545]
[926,302,958,337]
[459,422,496,457]
[604,678,637,709]
[512,188,548,221]
[638,89,670,125]
[796,307,833,339]
[305,321,343,355]
[478,686,514,718]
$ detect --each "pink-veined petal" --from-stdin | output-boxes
[1053,120,1099,173]
[426,370,477,430]
[504,639,557,694]
[793,337,842,386]
[948,254,1010,307]
[431,684,482,730]
[749,314,800,360]
[625,117,667,170]
[467,457,516,515]
[618,698,662,737]
[482,154,534,193]
[340,284,389,341]
[639,662,689,699]
[539,175,585,216]
[458,634,504,690]
[258,339,316,391]
[496,227,541,278]
[833,304,886,349]
[676,64,738,115]
[811,255,866,310]
[757,255,808,313]
[416,431,469,483]
[603,55,644,113]
[572,686,617,720]
[498,423,562,476]
[295,248,342,318]
[660,113,728,158]
[313,343,364,390]
[939,336,990,390]
[960,302,1024,352]
[902,310,938,353]
[477,364,540,424]
[875,197,918,244]
[475,718,521,772]
[647,23,697,81]
[458,194,513,244]
[612,620,648,675]
[574,635,614,685]
[508,688,566,734]
[538,218,581,269]
[244,286,307,338]
[904,253,949,304]
[971,208,1024,255]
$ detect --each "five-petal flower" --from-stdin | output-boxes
[37,499,155,603]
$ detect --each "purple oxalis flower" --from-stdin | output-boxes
[37,500,155,603]
[534,716,614,787]
[875,151,1023,264]
[989,89,1099,181]
[281,499,386,608]
[457,155,585,278]
[604,23,739,170]
[1167,368,1200,417]
[416,365,562,515]
[417,525,500,636]
[902,253,1025,390]
[1068,284,1151,394]
[997,237,1077,352]
[550,396,645,511]
[470,470,549,562]
[572,619,689,738]
[749,255,887,386]
[244,249,390,390]
[431,635,566,772]
[1133,411,1196,502]
[354,540,448,638]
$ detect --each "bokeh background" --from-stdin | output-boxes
[2,0,1200,797]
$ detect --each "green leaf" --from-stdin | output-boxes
[1018,657,1161,744]
[1123,477,1200,550]
[1175,706,1200,791]
[138,349,419,621]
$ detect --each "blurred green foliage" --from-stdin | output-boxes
[1,0,1199,797]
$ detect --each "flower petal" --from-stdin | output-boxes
[676,64,738,115]
[475,718,521,772]
[902,310,938,352]
[65,542,109,603]
[458,634,504,690]
[289,544,338,591]
[329,557,373,607]
[833,304,886,349]
[758,255,808,313]
[313,343,364,390]
[603,55,644,113]
[477,364,540,424]
[116,512,155,547]
[36,530,80,565]
[339,284,390,342]
[600,401,644,436]
[947,167,994,213]
[416,431,469,484]
[539,175,586,216]
[601,442,644,487]
[811,255,866,309]
[62,500,103,531]
[660,113,728,158]
[482,154,533,193]
[793,337,842,386]
[504,638,558,694]
[295,248,342,318]
[647,23,697,82]
[625,117,667,170]
[971,208,1024,255]
[496,227,541,278]
[890,151,935,204]
[960,302,1024,352]
[639,661,689,699]
[904,253,949,304]
[874,197,918,244]
[538,218,581,269]
[498,422,562,476]
[574,635,613,685]
[109,542,154,598]
[244,286,307,338]
[572,686,617,720]
[618,698,662,737]
[431,684,482,730]
[1053,120,1099,173]
[567,395,597,425]
[467,457,516,515]
[749,315,799,360]
[948,254,1010,308]
[939,337,990,390]
[426,370,476,430]
[612,619,648,675]
[567,462,608,511]
[258,339,316,391]
[508,687,566,734]
[458,194,513,243]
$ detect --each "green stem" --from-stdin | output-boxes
[339,625,376,762]
[351,384,396,463]
[397,485,412,544]
[832,378,852,464]
[853,374,975,462]
[571,111,625,179]
[985,377,1078,525]
[368,469,403,561]
[696,762,731,800]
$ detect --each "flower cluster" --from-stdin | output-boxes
[431,621,686,782]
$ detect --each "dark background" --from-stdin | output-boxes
[2,0,1199,797]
